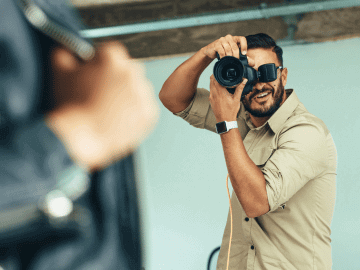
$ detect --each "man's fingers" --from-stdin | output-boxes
[210,75,224,96]
[211,75,225,89]
[222,42,233,57]
[51,46,79,72]
[225,34,240,59]
[95,41,131,68]
[214,42,226,59]
[214,35,248,59]
[233,36,247,56]
[234,78,248,100]
[211,75,235,100]
[210,74,215,86]
[210,75,217,90]
[209,75,216,100]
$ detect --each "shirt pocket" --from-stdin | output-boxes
[249,147,274,168]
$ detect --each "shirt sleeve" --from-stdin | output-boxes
[263,118,329,212]
[174,88,218,133]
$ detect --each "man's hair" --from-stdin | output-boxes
[245,33,283,66]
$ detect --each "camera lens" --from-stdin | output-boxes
[213,56,244,87]
[221,62,241,83]
[225,68,237,80]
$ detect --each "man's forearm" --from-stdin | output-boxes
[220,129,270,218]
[159,48,213,113]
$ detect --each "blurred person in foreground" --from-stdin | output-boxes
[159,33,337,269]
[0,0,159,269]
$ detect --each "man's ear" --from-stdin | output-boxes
[281,67,288,87]
[51,46,80,73]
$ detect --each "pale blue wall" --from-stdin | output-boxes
[135,37,360,270]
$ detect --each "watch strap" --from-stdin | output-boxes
[226,121,238,130]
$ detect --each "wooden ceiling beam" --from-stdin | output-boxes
[74,1,360,58]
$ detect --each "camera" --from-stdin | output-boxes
[213,53,282,96]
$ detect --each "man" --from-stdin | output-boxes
[0,0,158,269]
[159,33,337,269]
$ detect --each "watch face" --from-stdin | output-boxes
[216,121,227,134]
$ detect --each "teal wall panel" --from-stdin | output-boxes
[135,37,360,270]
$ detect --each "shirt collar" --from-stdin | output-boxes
[239,89,300,133]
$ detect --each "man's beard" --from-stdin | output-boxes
[242,79,285,118]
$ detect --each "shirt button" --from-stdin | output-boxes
[245,217,249,222]
[251,245,255,250]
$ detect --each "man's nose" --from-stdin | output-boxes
[253,81,267,91]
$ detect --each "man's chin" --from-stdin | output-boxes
[248,108,273,118]
[246,101,278,118]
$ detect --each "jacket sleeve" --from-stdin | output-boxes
[0,118,90,242]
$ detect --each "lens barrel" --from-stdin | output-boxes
[213,56,244,88]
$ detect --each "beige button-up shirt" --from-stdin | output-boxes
[175,88,337,270]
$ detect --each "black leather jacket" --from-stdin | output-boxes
[0,1,142,269]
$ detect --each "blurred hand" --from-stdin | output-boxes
[45,41,159,172]
[202,34,254,66]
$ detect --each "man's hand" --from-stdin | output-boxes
[45,41,159,172]
[209,75,248,123]
[202,34,253,63]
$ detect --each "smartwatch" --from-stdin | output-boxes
[215,121,238,135]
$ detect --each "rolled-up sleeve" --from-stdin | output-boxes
[174,88,217,132]
[263,119,329,212]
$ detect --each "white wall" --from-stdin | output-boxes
[135,37,360,270]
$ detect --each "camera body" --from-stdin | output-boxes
[213,53,280,96]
